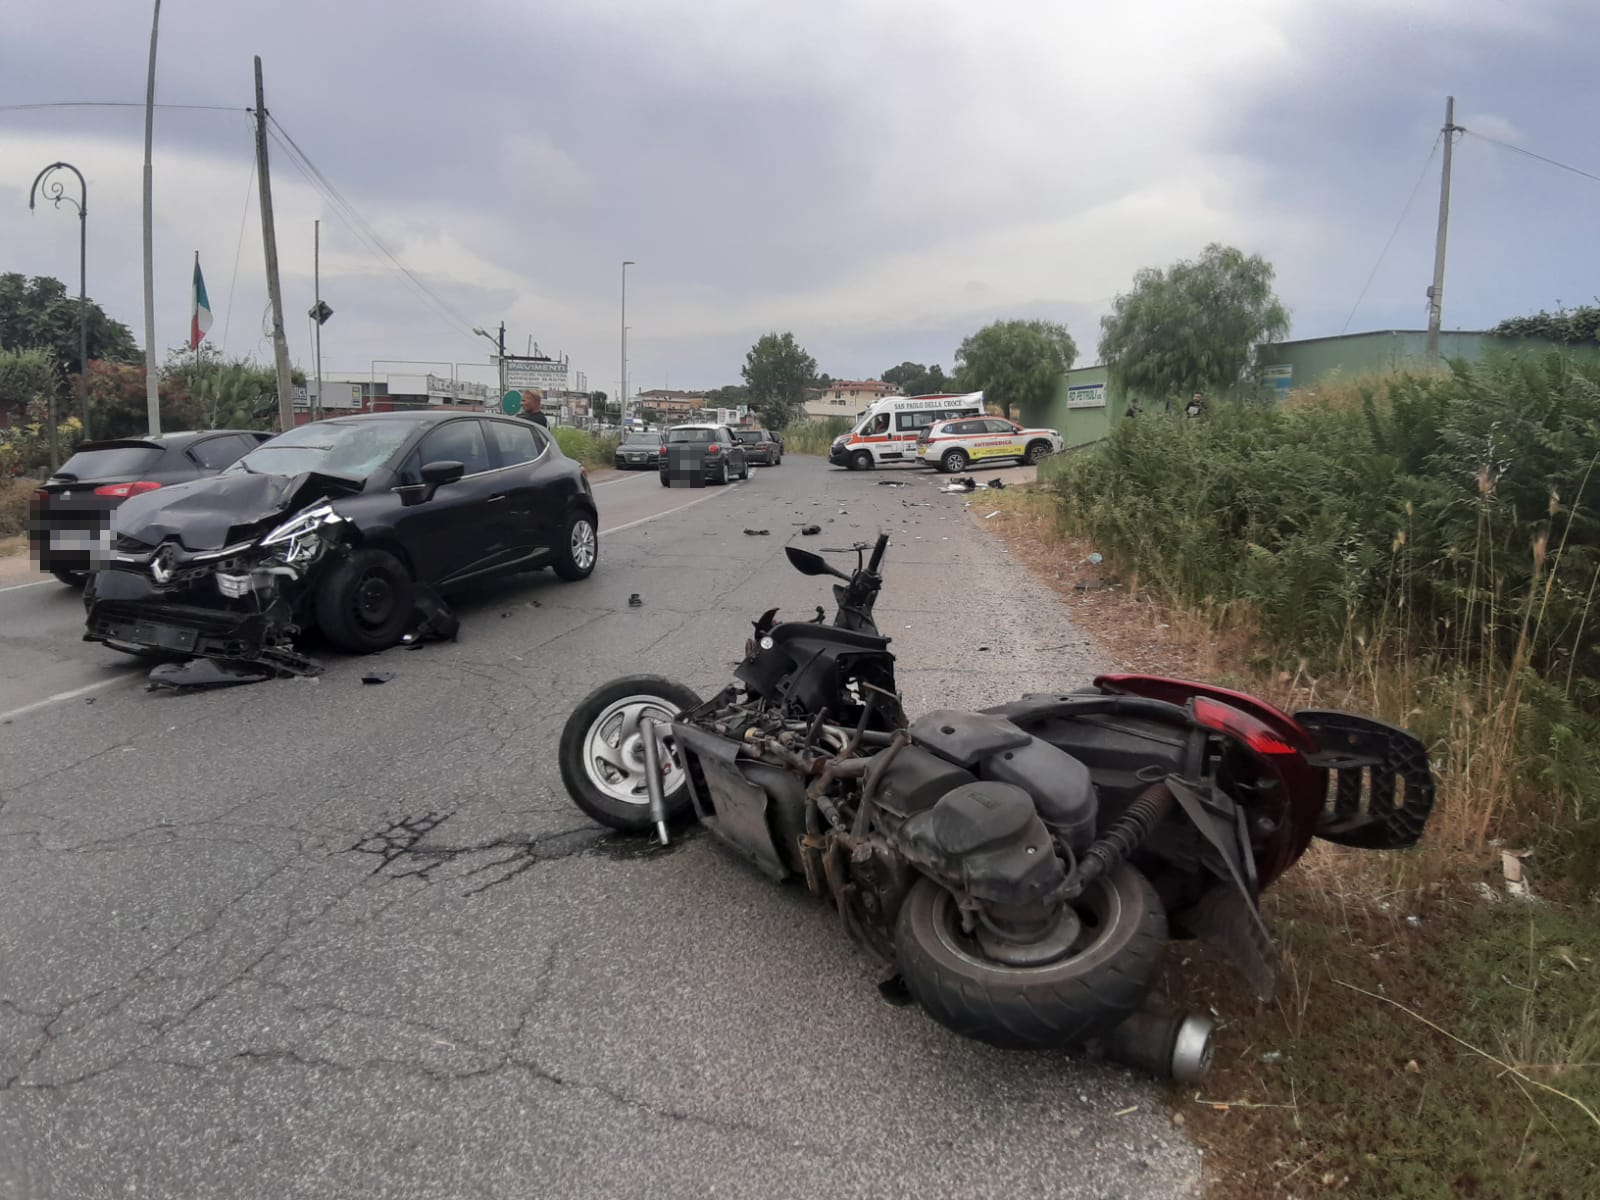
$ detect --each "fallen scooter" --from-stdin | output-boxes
[558,533,1435,1080]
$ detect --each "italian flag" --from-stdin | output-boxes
[189,252,213,350]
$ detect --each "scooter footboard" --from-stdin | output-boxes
[1294,710,1435,850]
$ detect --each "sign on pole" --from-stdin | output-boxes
[501,391,522,414]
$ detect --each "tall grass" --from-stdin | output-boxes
[551,426,620,468]
[1052,352,1600,877]
[782,417,853,456]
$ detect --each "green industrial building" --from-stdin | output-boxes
[1014,329,1586,451]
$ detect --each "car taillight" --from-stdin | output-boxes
[707,444,719,454]
[1192,696,1298,755]
[93,481,162,498]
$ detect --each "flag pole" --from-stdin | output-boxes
[193,250,200,372]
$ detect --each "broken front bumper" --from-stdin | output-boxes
[84,568,304,665]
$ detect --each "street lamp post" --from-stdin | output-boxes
[621,260,634,427]
[28,162,91,467]
[472,324,507,408]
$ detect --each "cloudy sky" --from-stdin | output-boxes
[2,0,1596,397]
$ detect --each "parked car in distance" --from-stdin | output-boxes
[29,430,273,587]
[916,417,1063,473]
[659,424,749,487]
[614,429,665,470]
[734,428,782,466]
[84,411,599,663]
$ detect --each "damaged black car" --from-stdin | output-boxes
[83,411,599,674]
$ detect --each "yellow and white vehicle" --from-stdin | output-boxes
[916,416,1063,473]
[827,392,988,471]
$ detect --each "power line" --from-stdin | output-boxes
[0,100,241,113]
[1341,133,1442,334]
[1463,128,1600,186]
[265,114,479,338]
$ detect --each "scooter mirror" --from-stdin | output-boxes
[786,545,849,580]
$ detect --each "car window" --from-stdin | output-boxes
[949,420,984,435]
[734,431,762,444]
[53,444,162,480]
[417,419,492,476]
[667,428,714,443]
[897,411,934,433]
[484,420,539,468]
[187,434,253,470]
[983,419,1017,434]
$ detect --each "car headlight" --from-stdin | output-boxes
[259,504,345,565]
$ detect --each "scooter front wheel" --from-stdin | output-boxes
[894,864,1166,1049]
[559,675,704,833]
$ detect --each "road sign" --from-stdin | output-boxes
[308,300,333,326]
[504,357,567,393]
[502,390,522,414]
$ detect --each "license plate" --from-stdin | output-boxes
[104,620,198,652]
[629,455,644,462]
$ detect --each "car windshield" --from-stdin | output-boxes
[621,433,659,446]
[226,420,419,481]
[53,444,162,480]
[667,428,715,443]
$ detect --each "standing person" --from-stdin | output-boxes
[518,389,549,428]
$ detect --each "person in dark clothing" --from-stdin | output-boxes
[518,390,549,428]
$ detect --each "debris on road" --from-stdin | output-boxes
[1088,552,1104,565]
[939,477,978,494]
[147,658,283,692]
[362,671,395,685]
[987,479,1006,490]
[628,593,643,607]
[877,480,907,487]
[744,528,770,536]
[984,510,1001,519]
[800,525,821,536]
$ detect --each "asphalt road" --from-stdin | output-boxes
[0,455,1200,1200]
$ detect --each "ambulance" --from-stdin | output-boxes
[827,391,988,470]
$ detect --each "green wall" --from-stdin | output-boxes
[1015,363,1122,449]
[1254,330,1587,397]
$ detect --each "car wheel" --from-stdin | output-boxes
[50,567,89,589]
[1025,440,1052,465]
[940,448,968,474]
[315,548,415,653]
[553,510,598,581]
[850,450,874,471]
[716,461,730,485]
[739,457,750,480]
[659,473,671,487]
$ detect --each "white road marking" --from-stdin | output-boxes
[601,482,739,536]
[0,674,131,724]
[0,578,52,594]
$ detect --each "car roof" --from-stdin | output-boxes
[74,429,268,451]
[668,422,723,430]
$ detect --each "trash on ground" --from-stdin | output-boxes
[977,646,990,652]
[1088,552,1104,565]
[987,479,1006,489]
[800,525,821,536]
[1501,849,1536,901]
[984,510,1000,519]
[147,658,283,692]
[877,480,907,487]
[940,477,979,494]
[362,671,394,685]
[628,593,643,607]
[744,528,770,536]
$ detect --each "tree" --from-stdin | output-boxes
[1097,243,1289,408]
[0,273,141,377]
[951,320,1077,418]
[882,361,948,397]
[0,347,61,426]
[1491,304,1600,345]
[741,332,818,430]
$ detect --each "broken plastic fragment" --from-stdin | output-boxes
[362,671,394,685]
[147,658,277,691]
[744,528,770,536]
[628,593,643,607]
[987,479,1005,489]
[800,525,821,536]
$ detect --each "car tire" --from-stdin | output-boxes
[850,450,874,471]
[716,461,730,486]
[895,864,1167,1050]
[559,675,705,833]
[315,548,415,654]
[940,448,968,474]
[50,567,88,589]
[553,510,599,581]
[1025,440,1053,466]
[659,473,671,487]
[739,458,750,480]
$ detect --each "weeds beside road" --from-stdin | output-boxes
[984,353,1600,1197]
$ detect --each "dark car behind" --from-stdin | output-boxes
[733,428,782,466]
[613,430,664,469]
[659,424,749,487]
[29,431,271,586]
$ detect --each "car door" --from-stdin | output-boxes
[389,418,500,586]
[482,417,557,566]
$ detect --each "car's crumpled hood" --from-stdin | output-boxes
[113,470,363,552]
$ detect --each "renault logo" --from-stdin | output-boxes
[149,544,178,584]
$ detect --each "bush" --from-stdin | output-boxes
[783,417,853,456]
[551,426,620,468]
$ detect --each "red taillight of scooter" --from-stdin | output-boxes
[1192,696,1298,755]
[93,481,162,498]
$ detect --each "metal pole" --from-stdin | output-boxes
[28,162,93,465]
[621,260,634,427]
[1426,96,1458,363]
[313,219,323,422]
[498,322,507,405]
[253,56,296,431]
[141,0,162,435]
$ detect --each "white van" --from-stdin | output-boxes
[827,391,987,470]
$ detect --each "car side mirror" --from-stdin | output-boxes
[397,459,464,506]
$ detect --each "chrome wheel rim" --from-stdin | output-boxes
[571,518,597,570]
[582,695,687,807]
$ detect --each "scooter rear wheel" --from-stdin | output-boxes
[559,675,704,833]
[894,864,1166,1049]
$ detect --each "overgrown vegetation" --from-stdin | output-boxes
[1492,302,1600,345]
[551,425,619,468]
[1052,352,1600,874]
[782,417,853,456]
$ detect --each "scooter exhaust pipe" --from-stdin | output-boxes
[640,717,670,846]
[1106,1009,1215,1083]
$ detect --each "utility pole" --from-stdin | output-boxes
[312,219,323,421]
[253,56,297,431]
[1426,95,1460,363]
[141,0,162,435]
[621,260,634,426]
[498,321,508,401]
